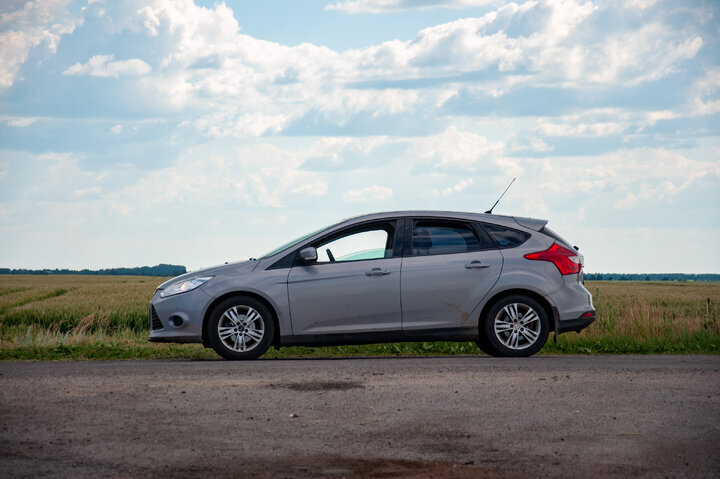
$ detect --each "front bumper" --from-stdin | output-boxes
[148,286,210,344]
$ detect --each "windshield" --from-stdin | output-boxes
[260,223,337,259]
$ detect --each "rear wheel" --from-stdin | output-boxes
[478,295,549,357]
[208,296,275,360]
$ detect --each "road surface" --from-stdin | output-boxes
[1,355,719,478]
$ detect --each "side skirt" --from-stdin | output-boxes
[279,327,478,348]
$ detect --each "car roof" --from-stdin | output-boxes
[338,210,548,231]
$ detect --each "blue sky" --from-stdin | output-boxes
[1,0,718,273]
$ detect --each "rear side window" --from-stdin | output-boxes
[482,223,530,249]
[411,220,492,256]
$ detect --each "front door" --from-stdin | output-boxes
[288,220,402,335]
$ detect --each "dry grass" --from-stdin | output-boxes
[546,281,719,353]
[0,275,718,359]
[586,281,719,338]
[0,275,158,331]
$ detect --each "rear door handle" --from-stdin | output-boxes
[365,268,391,276]
[465,261,491,270]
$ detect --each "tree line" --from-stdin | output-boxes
[0,264,187,277]
[584,273,720,282]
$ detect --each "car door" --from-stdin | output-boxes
[400,218,502,331]
[287,219,403,335]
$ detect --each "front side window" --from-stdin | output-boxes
[315,223,395,263]
[411,220,487,256]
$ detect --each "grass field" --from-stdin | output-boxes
[0,275,718,360]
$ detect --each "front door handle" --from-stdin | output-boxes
[465,261,491,270]
[365,268,391,276]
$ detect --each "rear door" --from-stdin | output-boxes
[400,218,502,331]
[287,219,403,335]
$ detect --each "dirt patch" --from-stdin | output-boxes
[156,456,506,478]
[271,380,365,391]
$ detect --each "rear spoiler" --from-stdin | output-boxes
[513,216,548,231]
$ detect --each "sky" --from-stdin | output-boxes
[0,0,718,273]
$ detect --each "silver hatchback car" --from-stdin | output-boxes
[149,211,595,359]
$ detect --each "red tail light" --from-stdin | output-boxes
[524,243,582,275]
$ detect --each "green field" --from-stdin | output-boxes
[0,275,718,360]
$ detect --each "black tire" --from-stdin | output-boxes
[207,296,275,360]
[478,295,549,357]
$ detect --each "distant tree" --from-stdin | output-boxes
[0,264,187,277]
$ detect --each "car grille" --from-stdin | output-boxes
[150,305,163,331]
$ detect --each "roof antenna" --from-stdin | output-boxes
[485,178,516,214]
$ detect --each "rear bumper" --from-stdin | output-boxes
[558,311,596,333]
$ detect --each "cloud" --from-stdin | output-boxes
[410,126,505,173]
[6,117,37,127]
[325,0,497,14]
[123,142,328,209]
[63,54,151,77]
[0,0,81,88]
[692,68,720,116]
[86,0,705,139]
[342,185,393,202]
[441,178,474,196]
[535,121,625,138]
[515,148,720,214]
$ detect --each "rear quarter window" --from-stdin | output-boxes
[482,223,530,249]
[540,226,574,249]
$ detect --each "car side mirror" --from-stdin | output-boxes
[299,246,318,262]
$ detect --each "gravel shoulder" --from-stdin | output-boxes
[1,355,719,478]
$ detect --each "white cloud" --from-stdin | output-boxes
[518,148,720,212]
[110,0,706,139]
[692,68,720,116]
[0,0,81,88]
[535,121,625,137]
[325,0,497,14]
[626,0,658,9]
[71,186,102,198]
[441,178,474,196]
[412,126,504,172]
[109,125,123,134]
[6,117,37,127]
[342,185,393,202]
[63,54,151,77]
[124,143,328,208]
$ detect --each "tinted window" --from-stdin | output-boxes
[482,223,530,248]
[540,226,573,249]
[315,223,395,263]
[412,220,488,256]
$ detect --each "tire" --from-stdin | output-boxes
[478,295,549,357]
[207,296,275,360]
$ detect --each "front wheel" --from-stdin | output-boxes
[478,295,549,357]
[207,296,275,360]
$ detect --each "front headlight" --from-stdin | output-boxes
[159,276,213,298]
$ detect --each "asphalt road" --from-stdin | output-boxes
[1,355,719,478]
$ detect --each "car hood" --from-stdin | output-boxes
[156,260,258,290]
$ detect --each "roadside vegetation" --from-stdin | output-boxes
[0,275,718,360]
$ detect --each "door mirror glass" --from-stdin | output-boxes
[299,246,318,262]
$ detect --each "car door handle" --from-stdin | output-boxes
[365,268,391,276]
[465,261,491,269]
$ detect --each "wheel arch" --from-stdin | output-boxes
[202,291,281,349]
[478,288,556,333]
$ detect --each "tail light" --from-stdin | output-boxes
[524,243,582,275]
